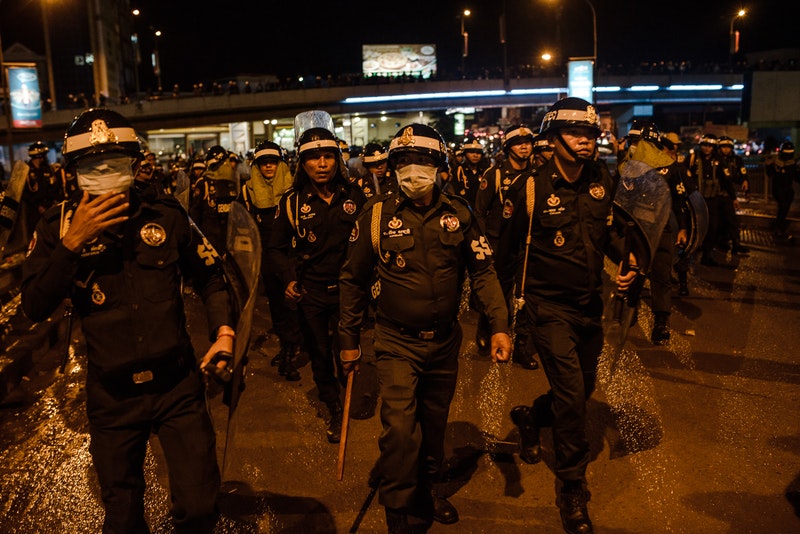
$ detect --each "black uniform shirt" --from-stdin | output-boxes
[500,158,621,308]
[473,160,533,242]
[21,189,234,376]
[268,180,366,287]
[339,188,508,350]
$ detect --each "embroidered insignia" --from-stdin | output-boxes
[91,282,106,305]
[140,223,166,246]
[503,177,511,186]
[554,231,565,247]
[459,189,466,195]
[349,222,359,242]
[584,105,599,127]
[502,199,514,219]
[343,199,357,215]
[589,183,605,200]
[388,216,403,230]
[723,168,731,176]
[89,119,117,146]
[308,230,317,243]
[396,253,406,268]
[547,194,561,207]
[440,214,460,232]
[301,203,311,213]
[398,127,415,146]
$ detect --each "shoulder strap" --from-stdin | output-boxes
[371,201,383,256]
[284,192,301,236]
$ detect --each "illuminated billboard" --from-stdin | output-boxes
[5,64,42,128]
[568,60,594,103]
[362,44,437,79]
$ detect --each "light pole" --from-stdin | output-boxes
[152,29,162,92]
[40,0,57,110]
[729,8,746,66]
[584,0,597,67]
[460,9,471,78]
[131,9,141,99]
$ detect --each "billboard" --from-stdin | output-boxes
[362,44,437,79]
[568,59,594,103]
[5,64,43,128]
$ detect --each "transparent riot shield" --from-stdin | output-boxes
[685,190,709,257]
[293,109,335,140]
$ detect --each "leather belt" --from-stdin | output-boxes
[376,316,456,341]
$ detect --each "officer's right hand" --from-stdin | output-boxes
[340,348,361,374]
[62,191,129,253]
[285,280,304,303]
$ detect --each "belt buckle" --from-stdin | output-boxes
[419,330,435,341]
[132,370,154,384]
[327,284,338,294]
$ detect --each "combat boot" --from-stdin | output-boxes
[557,485,593,534]
[431,488,459,525]
[326,400,343,443]
[510,405,541,464]
[651,312,671,345]
[278,345,301,381]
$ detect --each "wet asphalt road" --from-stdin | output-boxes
[1,225,799,533]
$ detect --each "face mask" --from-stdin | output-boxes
[396,164,437,200]
[77,155,135,195]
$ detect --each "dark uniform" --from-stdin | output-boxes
[452,141,488,208]
[717,136,749,254]
[339,123,510,532]
[23,145,62,238]
[267,149,366,438]
[189,146,239,257]
[21,109,234,534]
[765,142,799,237]
[357,143,398,199]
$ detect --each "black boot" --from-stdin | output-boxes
[510,405,541,464]
[326,401,343,443]
[557,485,593,534]
[677,272,689,296]
[431,488,459,525]
[651,312,670,346]
[278,345,301,381]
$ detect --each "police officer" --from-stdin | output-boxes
[22,141,62,237]
[189,145,239,256]
[453,139,489,207]
[268,124,366,443]
[338,123,512,533]
[21,108,235,533]
[532,133,555,168]
[717,136,750,255]
[499,97,639,534]
[765,141,799,238]
[473,124,539,370]
[357,142,397,198]
[242,140,301,380]
[689,134,733,266]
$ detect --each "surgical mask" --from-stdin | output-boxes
[396,164,437,200]
[77,155,135,195]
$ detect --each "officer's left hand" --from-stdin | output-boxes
[490,332,512,363]
[616,253,638,292]
[200,331,235,379]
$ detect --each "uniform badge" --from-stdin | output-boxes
[740,167,747,175]
[479,178,488,190]
[440,214,460,232]
[89,119,117,146]
[349,222,359,242]
[723,168,731,176]
[503,177,511,186]
[659,168,669,175]
[396,253,406,268]
[343,199,357,215]
[140,223,167,247]
[459,189,466,196]
[589,183,605,200]
[584,105,599,127]
[91,283,106,305]
[554,231,565,247]
[502,199,514,219]
[398,127,415,146]
[308,230,317,243]
[388,216,403,230]
[301,203,311,214]
[547,194,561,207]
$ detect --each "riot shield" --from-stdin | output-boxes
[293,109,335,140]
[219,201,261,481]
[0,161,30,256]
[684,190,708,257]
[172,169,190,211]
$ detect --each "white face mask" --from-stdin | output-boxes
[77,154,135,195]
[396,164,437,200]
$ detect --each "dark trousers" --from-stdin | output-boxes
[86,368,219,534]
[701,196,721,257]
[718,194,742,247]
[297,282,342,405]
[524,297,603,486]
[774,187,795,233]
[374,323,461,517]
[649,227,674,315]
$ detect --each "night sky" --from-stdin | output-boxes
[1,0,797,89]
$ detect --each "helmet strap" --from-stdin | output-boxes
[556,132,596,163]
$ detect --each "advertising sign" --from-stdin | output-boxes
[362,44,437,79]
[5,64,42,128]
[568,60,594,103]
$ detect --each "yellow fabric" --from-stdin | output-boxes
[247,160,293,209]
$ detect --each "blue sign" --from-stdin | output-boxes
[568,60,594,103]
[6,65,42,128]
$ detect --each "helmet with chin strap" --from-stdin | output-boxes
[502,125,535,154]
[539,97,601,137]
[63,108,141,166]
[388,124,448,168]
[254,140,284,164]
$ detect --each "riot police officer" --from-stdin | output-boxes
[473,124,539,370]
[453,138,489,207]
[189,145,239,256]
[267,124,366,443]
[717,136,750,255]
[338,123,511,533]
[243,140,300,380]
[357,142,396,198]
[765,141,799,238]
[532,133,555,168]
[22,141,62,237]
[499,97,639,534]
[689,134,733,266]
[21,108,236,533]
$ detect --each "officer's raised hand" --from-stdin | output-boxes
[491,332,512,363]
[61,191,129,252]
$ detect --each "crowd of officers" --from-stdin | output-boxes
[13,100,797,534]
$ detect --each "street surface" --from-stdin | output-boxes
[1,223,799,533]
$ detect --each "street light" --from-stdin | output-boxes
[729,8,746,64]
[153,29,162,92]
[460,9,471,78]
